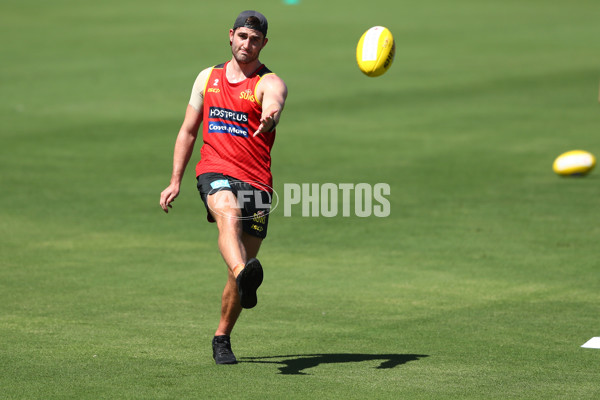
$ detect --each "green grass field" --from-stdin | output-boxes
[2,0,600,398]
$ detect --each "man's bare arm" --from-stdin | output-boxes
[159,105,203,212]
[254,74,288,137]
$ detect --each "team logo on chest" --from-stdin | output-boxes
[240,89,257,103]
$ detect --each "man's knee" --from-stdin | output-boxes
[208,192,243,224]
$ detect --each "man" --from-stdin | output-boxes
[159,10,288,365]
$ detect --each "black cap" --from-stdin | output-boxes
[233,10,268,37]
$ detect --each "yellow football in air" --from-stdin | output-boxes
[553,150,596,176]
[356,26,395,77]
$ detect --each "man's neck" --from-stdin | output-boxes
[226,59,262,83]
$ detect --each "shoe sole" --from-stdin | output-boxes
[236,258,263,309]
[214,357,238,365]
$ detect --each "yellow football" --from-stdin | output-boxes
[553,150,596,176]
[356,26,395,77]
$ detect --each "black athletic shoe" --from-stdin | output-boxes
[236,258,264,309]
[212,335,237,365]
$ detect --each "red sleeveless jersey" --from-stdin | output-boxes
[195,61,276,191]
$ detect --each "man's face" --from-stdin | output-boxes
[229,27,268,64]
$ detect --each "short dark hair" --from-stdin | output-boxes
[242,16,262,32]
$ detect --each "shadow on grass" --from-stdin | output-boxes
[239,353,429,375]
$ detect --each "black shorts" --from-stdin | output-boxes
[197,173,272,239]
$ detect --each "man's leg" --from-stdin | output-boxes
[206,190,246,338]
[207,191,264,364]
[207,191,246,274]
[211,232,263,365]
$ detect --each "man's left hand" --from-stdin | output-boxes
[253,109,278,137]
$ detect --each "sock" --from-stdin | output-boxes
[232,262,245,278]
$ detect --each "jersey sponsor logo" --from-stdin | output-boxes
[240,89,256,103]
[207,88,220,93]
[208,107,248,124]
[208,121,249,137]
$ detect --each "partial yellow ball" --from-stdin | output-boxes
[356,26,395,77]
[553,150,596,176]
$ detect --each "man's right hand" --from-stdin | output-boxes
[160,184,180,213]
